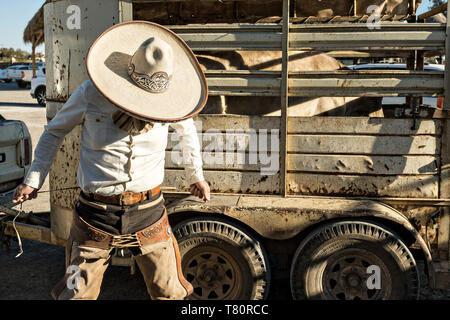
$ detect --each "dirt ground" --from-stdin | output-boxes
[1,81,450,300]
[0,238,150,300]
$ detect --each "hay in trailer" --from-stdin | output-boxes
[133,0,423,24]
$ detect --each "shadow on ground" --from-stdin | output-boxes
[0,238,149,300]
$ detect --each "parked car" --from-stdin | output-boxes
[0,65,23,83]
[347,63,445,109]
[6,63,45,88]
[21,62,45,84]
[6,65,31,88]
[30,68,46,106]
[0,114,32,209]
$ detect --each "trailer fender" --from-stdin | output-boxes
[165,193,434,285]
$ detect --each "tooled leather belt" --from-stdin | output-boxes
[82,185,161,206]
[75,207,172,249]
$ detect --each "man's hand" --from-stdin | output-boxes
[12,184,38,204]
[190,180,210,202]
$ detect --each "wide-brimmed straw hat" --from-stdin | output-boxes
[86,21,208,122]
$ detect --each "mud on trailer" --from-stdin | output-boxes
[1,0,450,300]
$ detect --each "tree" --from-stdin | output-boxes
[0,47,31,61]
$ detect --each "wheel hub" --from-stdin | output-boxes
[182,246,242,300]
[197,262,224,288]
[341,266,363,285]
[322,249,391,300]
[346,272,361,287]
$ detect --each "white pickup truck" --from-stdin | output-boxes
[0,114,32,209]
[6,63,45,88]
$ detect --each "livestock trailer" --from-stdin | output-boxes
[1,0,449,300]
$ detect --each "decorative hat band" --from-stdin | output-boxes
[127,63,172,93]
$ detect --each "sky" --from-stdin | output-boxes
[0,0,46,53]
[0,0,436,53]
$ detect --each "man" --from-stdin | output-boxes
[13,21,210,300]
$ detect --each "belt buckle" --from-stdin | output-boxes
[119,192,131,206]
[121,191,139,206]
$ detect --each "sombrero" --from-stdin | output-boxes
[86,21,208,122]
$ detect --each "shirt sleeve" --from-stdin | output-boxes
[23,82,88,189]
[169,117,205,186]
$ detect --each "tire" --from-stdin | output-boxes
[17,81,27,88]
[290,220,420,300]
[35,86,46,106]
[173,217,270,300]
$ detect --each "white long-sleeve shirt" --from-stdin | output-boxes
[24,80,204,196]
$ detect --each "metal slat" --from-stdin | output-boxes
[288,70,444,97]
[444,2,450,110]
[171,24,282,50]
[204,70,444,97]
[280,0,289,196]
[289,23,446,51]
[168,23,446,51]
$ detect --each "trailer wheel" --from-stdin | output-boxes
[17,81,27,88]
[173,217,270,300]
[290,220,420,300]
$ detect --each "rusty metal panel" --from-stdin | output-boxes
[44,0,120,104]
[163,169,279,194]
[288,117,442,135]
[440,119,450,198]
[439,211,450,260]
[165,192,428,245]
[166,150,439,174]
[48,125,82,210]
[438,119,450,259]
[288,135,439,155]
[165,116,443,198]
[287,173,439,198]
[44,0,121,240]
[190,114,281,131]
[287,154,439,175]
[165,151,262,171]
[285,117,443,198]
[165,114,281,193]
[170,130,438,155]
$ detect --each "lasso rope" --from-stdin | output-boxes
[12,203,24,258]
[0,186,79,257]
